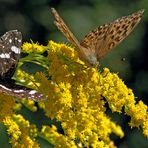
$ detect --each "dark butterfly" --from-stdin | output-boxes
[0,30,46,101]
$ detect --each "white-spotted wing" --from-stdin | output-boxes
[0,30,46,101]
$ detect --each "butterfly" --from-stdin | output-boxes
[0,30,46,101]
[51,8,144,68]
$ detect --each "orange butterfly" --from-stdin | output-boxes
[51,8,144,68]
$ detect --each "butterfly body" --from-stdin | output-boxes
[51,8,144,68]
[0,30,46,101]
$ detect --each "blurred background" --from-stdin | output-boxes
[0,0,148,147]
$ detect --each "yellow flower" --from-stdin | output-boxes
[1,40,147,147]
[127,101,147,128]
[15,69,41,91]
[38,41,129,147]
[38,41,147,147]
[40,125,77,148]
[143,118,148,138]
[3,114,39,148]
[3,116,21,142]
[22,42,46,53]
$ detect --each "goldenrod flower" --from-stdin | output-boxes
[38,41,142,147]
[0,40,147,147]
[39,41,146,147]
[3,114,39,148]
[22,42,46,53]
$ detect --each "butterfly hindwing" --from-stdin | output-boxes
[0,82,46,101]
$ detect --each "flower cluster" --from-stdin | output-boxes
[0,40,147,147]
[38,41,147,147]
[3,114,39,147]
[22,42,46,54]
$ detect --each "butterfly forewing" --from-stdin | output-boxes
[51,8,81,49]
[80,23,111,56]
[80,9,144,60]
[51,8,94,62]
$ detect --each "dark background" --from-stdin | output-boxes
[0,0,148,147]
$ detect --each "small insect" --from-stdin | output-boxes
[51,8,144,68]
[0,30,46,101]
[121,58,126,61]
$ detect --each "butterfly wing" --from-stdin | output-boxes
[51,8,96,64]
[0,30,46,101]
[51,8,81,49]
[0,82,46,101]
[81,9,144,60]
[0,30,22,79]
[80,23,111,58]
